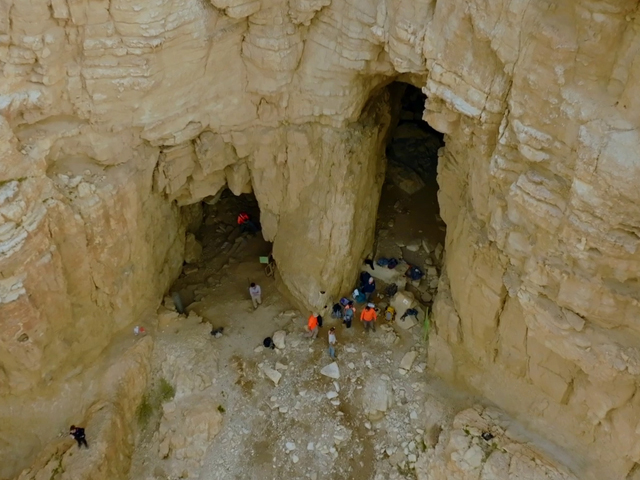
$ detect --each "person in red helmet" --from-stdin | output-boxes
[237,211,260,234]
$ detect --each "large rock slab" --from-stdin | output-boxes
[390,291,417,319]
[400,351,419,371]
[386,163,425,194]
[184,233,203,264]
[272,330,287,350]
[260,365,282,386]
[362,376,393,421]
[320,362,340,380]
[158,395,223,478]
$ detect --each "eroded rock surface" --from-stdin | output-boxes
[2,0,640,478]
[416,407,578,480]
[14,337,153,480]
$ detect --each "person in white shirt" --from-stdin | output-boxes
[328,327,337,359]
[249,282,262,309]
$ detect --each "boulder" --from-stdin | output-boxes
[363,376,393,420]
[261,366,282,386]
[400,351,419,371]
[320,362,340,379]
[391,291,416,314]
[405,240,421,252]
[158,306,180,329]
[184,233,203,264]
[397,315,418,330]
[272,330,286,349]
[434,243,443,261]
[421,292,433,303]
[387,163,425,195]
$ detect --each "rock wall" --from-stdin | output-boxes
[425,3,640,479]
[14,336,153,480]
[415,406,579,480]
[2,0,640,478]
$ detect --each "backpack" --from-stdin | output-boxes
[387,258,398,269]
[376,257,389,267]
[385,283,398,297]
[343,307,355,320]
[402,308,419,319]
[406,266,424,281]
[340,297,351,306]
[385,306,396,322]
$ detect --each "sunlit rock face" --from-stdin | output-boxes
[2,0,640,478]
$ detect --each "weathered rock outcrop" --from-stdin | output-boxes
[416,406,578,480]
[14,337,153,480]
[2,0,640,478]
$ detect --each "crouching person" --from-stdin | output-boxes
[70,425,88,448]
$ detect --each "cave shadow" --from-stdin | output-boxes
[370,82,447,308]
[169,189,273,310]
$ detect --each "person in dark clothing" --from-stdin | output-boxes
[361,276,376,301]
[70,425,88,448]
[237,212,260,235]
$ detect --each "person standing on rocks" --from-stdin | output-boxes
[306,313,319,339]
[249,282,262,309]
[343,301,356,328]
[328,327,337,358]
[360,303,377,332]
[70,425,88,448]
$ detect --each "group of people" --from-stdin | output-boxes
[250,275,379,360]
[306,302,378,359]
[307,271,382,358]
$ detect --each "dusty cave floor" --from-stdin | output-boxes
[128,186,466,480]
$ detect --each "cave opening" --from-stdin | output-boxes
[370,82,446,308]
[169,188,273,313]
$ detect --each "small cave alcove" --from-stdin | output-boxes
[168,188,273,313]
[372,82,447,307]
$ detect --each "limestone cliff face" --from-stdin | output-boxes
[2,0,640,478]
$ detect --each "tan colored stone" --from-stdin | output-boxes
[184,233,203,264]
[14,338,153,480]
[157,395,223,478]
[2,0,640,478]
[415,407,579,480]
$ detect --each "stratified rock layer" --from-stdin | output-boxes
[2,0,640,478]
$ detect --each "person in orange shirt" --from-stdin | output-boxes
[360,303,377,332]
[306,313,319,339]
